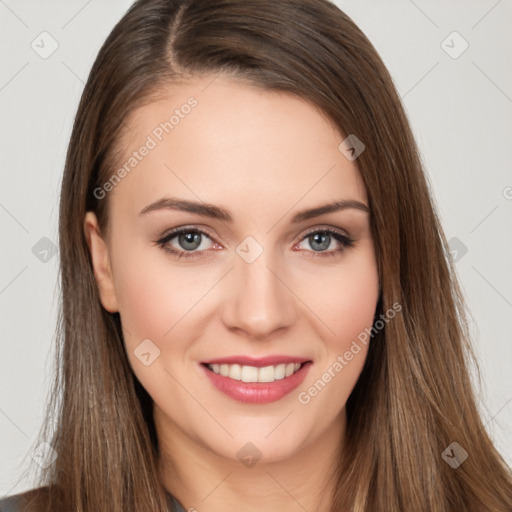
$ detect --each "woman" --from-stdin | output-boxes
[1,0,511,511]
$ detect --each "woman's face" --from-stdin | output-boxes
[85,75,379,464]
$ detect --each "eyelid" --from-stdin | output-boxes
[157,223,350,243]
[156,225,217,248]
[157,224,217,243]
[292,225,355,256]
[156,223,354,259]
[298,224,350,239]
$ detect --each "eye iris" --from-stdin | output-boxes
[309,232,330,251]
[179,232,201,250]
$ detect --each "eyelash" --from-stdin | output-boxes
[155,225,355,260]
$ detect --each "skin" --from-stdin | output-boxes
[84,75,380,512]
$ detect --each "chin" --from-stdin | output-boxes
[206,424,310,465]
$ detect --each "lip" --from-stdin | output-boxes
[201,355,310,367]
[200,360,313,404]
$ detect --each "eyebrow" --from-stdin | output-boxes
[139,197,370,223]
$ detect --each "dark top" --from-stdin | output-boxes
[0,488,186,512]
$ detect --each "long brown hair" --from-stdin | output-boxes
[26,0,512,510]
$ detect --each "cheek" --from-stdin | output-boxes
[111,241,210,341]
[305,247,380,345]
[295,266,378,416]
[296,246,379,398]
[110,249,205,403]
[115,266,173,341]
[335,270,379,341]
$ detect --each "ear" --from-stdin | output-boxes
[84,211,119,313]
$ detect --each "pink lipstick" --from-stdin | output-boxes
[200,355,312,404]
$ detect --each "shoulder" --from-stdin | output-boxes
[0,487,50,512]
[1,488,186,512]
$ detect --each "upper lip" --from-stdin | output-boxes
[201,355,311,367]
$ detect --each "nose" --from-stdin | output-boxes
[221,249,297,340]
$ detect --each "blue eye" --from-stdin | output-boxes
[156,228,215,260]
[156,226,355,260]
[296,229,355,257]
[169,230,207,251]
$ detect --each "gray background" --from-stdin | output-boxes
[1,0,511,496]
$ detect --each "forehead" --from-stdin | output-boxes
[109,75,368,221]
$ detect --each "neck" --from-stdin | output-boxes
[156,407,345,512]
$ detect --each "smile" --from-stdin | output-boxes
[200,357,312,404]
[206,362,303,383]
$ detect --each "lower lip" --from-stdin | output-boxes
[200,362,312,404]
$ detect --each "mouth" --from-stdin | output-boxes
[202,361,307,383]
[200,356,312,404]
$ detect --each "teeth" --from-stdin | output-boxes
[207,362,304,382]
[228,364,242,380]
[241,365,258,383]
[258,365,276,382]
[274,364,286,380]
